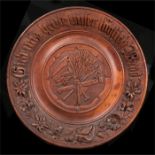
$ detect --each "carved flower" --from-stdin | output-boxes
[76,125,95,143]
[65,133,75,143]
[65,125,95,143]
[52,125,63,136]
[125,80,141,101]
[98,120,108,138]
[98,118,106,127]
[32,115,49,132]
[64,129,75,142]
[20,101,34,112]
[106,114,121,130]
[14,79,27,97]
[120,100,134,112]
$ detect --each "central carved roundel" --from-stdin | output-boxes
[46,45,111,113]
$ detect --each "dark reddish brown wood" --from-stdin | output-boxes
[7,7,148,148]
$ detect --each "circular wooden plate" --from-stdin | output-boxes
[7,7,148,148]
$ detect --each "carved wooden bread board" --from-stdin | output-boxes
[7,7,148,148]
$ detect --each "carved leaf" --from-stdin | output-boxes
[97,132,105,138]
[78,125,93,135]
[106,114,121,130]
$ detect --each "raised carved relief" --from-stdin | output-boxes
[50,125,64,139]
[12,65,25,78]
[118,79,142,117]
[120,99,134,112]
[98,17,129,49]
[14,79,28,97]
[98,114,121,131]
[55,48,103,102]
[65,125,96,143]
[123,45,139,62]
[48,46,110,112]
[32,114,50,132]
[19,100,34,112]
[68,15,98,28]
[106,114,121,130]
[125,79,142,101]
